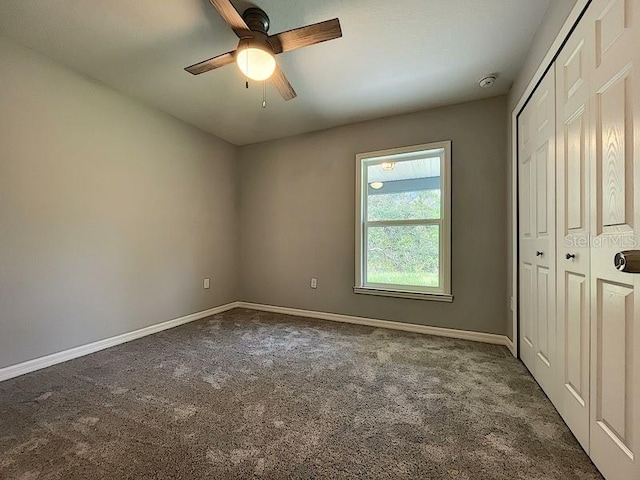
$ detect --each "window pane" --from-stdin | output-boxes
[366,157,441,221]
[367,189,441,221]
[366,225,440,288]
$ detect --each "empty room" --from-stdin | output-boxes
[1,0,638,478]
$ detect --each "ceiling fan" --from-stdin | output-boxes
[185,0,342,101]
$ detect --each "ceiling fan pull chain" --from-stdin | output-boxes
[262,81,267,108]
[246,48,250,89]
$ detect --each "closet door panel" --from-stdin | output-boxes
[556,15,593,452]
[589,0,640,478]
[533,67,558,404]
[521,262,535,356]
[518,66,557,404]
[519,102,537,374]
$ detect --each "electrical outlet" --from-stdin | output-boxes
[310,277,318,289]
[204,278,210,289]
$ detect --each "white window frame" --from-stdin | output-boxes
[354,140,453,302]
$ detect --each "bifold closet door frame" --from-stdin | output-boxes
[513,1,640,478]
[511,0,592,358]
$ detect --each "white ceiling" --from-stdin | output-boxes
[0,0,550,145]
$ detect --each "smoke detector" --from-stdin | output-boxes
[479,75,497,88]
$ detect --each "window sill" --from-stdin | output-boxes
[353,286,454,303]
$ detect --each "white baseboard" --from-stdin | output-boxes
[504,337,516,357]
[0,300,515,383]
[0,302,239,382]
[236,302,513,350]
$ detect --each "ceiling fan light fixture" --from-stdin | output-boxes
[381,162,396,172]
[236,41,276,81]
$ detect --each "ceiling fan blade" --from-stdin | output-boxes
[269,18,342,54]
[271,66,297,101]
[185,51,236,75]
[209,0,250,37]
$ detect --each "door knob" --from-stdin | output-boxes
[536,251,544,257]
[614,250,640,273]
[566,253,576,260]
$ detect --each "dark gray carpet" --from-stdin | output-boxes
[0,308,601,479]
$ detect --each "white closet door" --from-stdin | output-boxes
[588,0,640,478]
[532,67,558,404]
[519,66,557,404]
[519,96,537,374]
[555,14,594,452]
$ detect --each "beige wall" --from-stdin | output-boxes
[0,37,239,369]
[505,0,581,339]
[2,16,540,368]
[238,95,508,335]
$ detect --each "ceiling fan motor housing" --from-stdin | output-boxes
[243,7,270,34]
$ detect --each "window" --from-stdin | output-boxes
[354,141,452,302]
